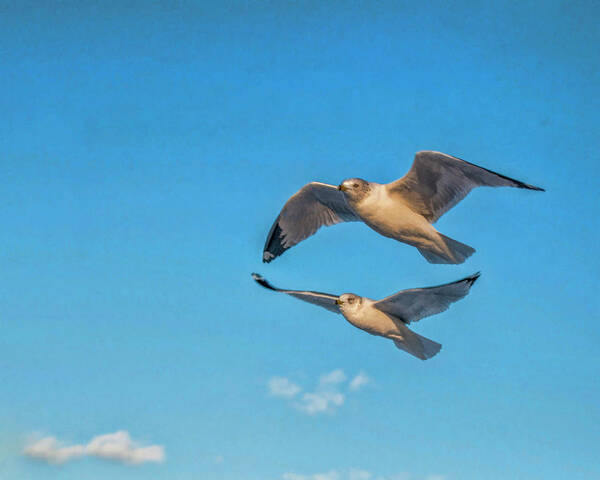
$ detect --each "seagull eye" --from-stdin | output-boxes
[353,183,358,188]
[348,297,354,304]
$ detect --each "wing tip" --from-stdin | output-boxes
[262,221,288,263]
[523,183,545,192]
[251,272,278,291]
[465,271,481,287]
[512,178,545,192]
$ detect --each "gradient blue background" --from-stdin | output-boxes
[1,1,598,479]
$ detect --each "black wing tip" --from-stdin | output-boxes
[512,180,545,192]
[251,272,278,291]
[464,271,481,287]
[527,184,545,192]
[262,221,289,263]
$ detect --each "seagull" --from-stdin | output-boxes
[263,151,544,264]
[251,272,480,360]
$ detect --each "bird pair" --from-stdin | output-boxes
[253,151,544,360]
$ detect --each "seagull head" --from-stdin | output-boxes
[338,178,371,201]
[335,293,363,312]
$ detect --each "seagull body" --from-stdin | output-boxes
[251,272,480,360]
[344,181,445,260]
[263,151,544,264]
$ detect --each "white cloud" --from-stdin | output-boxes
[23,431,164,466]
[314,472,340,480]
[319,369,347,386]
[85,431,164,465]
[349,372,370,391]
[349,469,372,480]
[283,470,339,480]
[23,437,85,464]
[268,377,301,398]
[283,474,306,480]
[383,475,444,480]
[282,470,442,480]
[269,369,369,415]
[296,391,345,415]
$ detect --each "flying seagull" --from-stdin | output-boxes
[251,272,480,360]
[263,151,544,264]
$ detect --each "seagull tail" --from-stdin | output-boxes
[392,334,442,360]
[418,234,475,264]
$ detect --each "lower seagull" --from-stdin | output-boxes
[252,272,480,360]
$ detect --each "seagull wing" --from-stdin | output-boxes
[263,182,359,262]
[373,273,480,324]
[252,273,341,314]
[387,151,544,223]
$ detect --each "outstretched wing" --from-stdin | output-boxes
[251,273,341,314]
[373,272,480,324]
[263,182,359,263]
[387,151,544,223]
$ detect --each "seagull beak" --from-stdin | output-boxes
[338,184,347,192]
[335,298,341,305]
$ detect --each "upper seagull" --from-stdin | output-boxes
[263,151,544,264]
[251,272,480,360]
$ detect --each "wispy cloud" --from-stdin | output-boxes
[23,437,85,464]
[268,369,369,415]
[269,377,302,398]
[283,471,340,480]
[349,372,370,391]
[281,470,443,480]
[319,369,347,386]
[296,391,345,415]
[349,469,373,480]
[23,431,165,466]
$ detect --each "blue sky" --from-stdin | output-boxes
[1,1,598,479]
